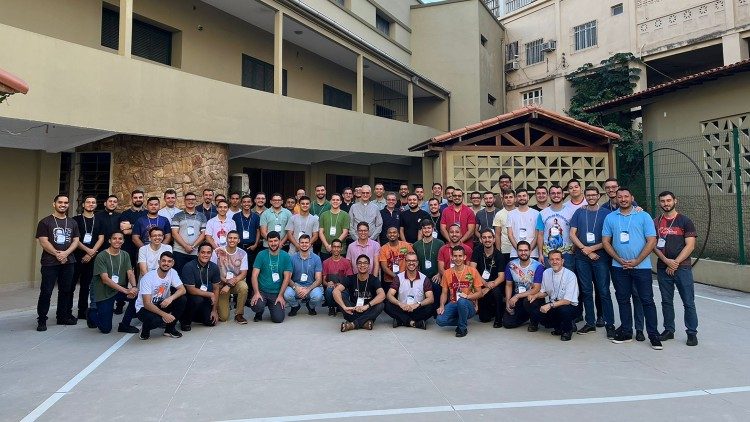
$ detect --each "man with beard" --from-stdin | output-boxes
[506,190,540,259]
[318,193,350,261]
[171,192,207,274]
[373,183,387,210]
[179,243,219,330]
[379,193,401,245]
[158,189,180,224]
[253,192,268,217]
[439,188,477,250]
[116,190,145,314]
[436,246,484,337]
[379,226,414,285]
[475,192,498,241]
[284,234,324,316]
[399,193,430,244]
[385,252,434,329]
[334,254,386,332]
[91,194,121,322]
[535,185,575,269]
[437,224,473,276]
[502,241,544,329]
[90,231,139,334]
[471,229,506,327]
[526,250,579,341]
[233,194,261,267]
[260,193,292,249]
[469,191,483,214]
[421,182,449,212]
[199,188,218,221]
[398,184,410,210]
[311,185,331,216]
[653,191,699,346]
[226,192,242,220]
[72,195,105,320]
[136,251,187,340]
[322,239,354,316]
[532,185,549,211]
[425,198,445,242]
[133,197,172,247]
[492,189,516,263]
[249,231,292,323]
[211,231,249,324]
[413,220,444,306]
[414,186,426,209]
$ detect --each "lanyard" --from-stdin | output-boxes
[269,252,279,272]
[300,255,309,276]
[585,207,600,234]
[53,215,68,232]
[618,211,633,234]
[658,214,677,238]
[198,263,207,287]
[148,216,159,227]
[108,251,122,279]
[552,269,564,301]
[484,209,495,229]
[82,214,95,235]
[240,212,252,232]
[483,252,495,272]
[355,276,369,297]
[330,212,340,233]
[421,238,434,260]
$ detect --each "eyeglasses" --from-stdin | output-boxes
[356,262,370,266]
[405,260,418,263]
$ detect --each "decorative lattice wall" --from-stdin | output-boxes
[445,151,610,194]
[701,113,750,194]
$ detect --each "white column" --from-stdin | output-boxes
[356,55,364,113]
[407,81,414,123]
[118,0,133,58]
[274,11,284,95]
[722,32,749,65]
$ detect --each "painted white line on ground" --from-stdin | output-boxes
[217,385,750,422]
[695,294,750,309]
[20,333,134,422]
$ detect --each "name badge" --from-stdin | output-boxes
[242,230,250,239]
[406,295,416,305]
[455,291,463,301]
[111,275,120,284]
[482,270,490,279]
[83,233,92,244]
[518,285,527,293]
[657,238,666,248]
[187,226,195,236]
[619,231,630,244]
[356,297,365,307]
[218,235,227,246]
[272,272,280,282]
[226,271,234,280]
[329,227,337,236]
[432,230,438,238]
[55,233,66,245]
[586,232,595,243]
[392,264,399,273]
[450,262,455,268]
[200,285,208,292]
[424,260,432,269]
[300,273,308,282]
[519,228,527,240]
[274,224,282,232]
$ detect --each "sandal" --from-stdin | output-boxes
[363,320,374,330]
[340,322,355,332]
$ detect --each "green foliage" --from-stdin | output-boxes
[0,93,9,104]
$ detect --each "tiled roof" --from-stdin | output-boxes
[0,67,29,94]
[584,59,750,113]
[410,106,619,151]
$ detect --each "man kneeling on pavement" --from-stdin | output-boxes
[526,250,579,341]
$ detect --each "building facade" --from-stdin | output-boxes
[0,0,504,286]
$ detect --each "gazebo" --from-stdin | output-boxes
[410,106,620,195]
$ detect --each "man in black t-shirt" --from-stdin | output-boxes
[179,244,220,330]
[117,190,145,314]
[333,254,385,331]
[399,193,430,244]
[72,195,105,320]
[35,194,81,331]
[97,195,121,250]
[653,191,699,346]
[471,229,507,326]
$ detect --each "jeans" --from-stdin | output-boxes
[576,255,615,327]
[612,267,643,330]
[217,280,249,321]
[528,300,577,333]
[181,294,214,326]
[477,285,505,322]
[436,298,476,332]
[385,301,434,325]
[94,293,136,334]
[72,259,95,316]
[562,253,576,273]
[658,267,698,335]
[283,286,324,309]
[249,291,286,323]
[324,286,336,308]
[431,281,442,317]
[137,295,187,334]
[611,267,659,339]
[172,251,196,277]
[37,264,75,322]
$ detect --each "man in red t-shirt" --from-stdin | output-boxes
[439,188,476,250]
[437,224,473,277]
[322,239,354,316]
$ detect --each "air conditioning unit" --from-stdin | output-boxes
[541,40,557,52]
[230,173,249,195]
[505,61,520,72]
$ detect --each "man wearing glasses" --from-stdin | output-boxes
[349,185,383,242]
[384,252,434,329]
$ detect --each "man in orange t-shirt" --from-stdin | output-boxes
[436,246,484,337]
[379,226,414,284]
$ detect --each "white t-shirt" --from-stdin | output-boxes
[285,213,320,254]
[507,208,540,258]
[541,267,579,306]
[226,209,240,220]
[205,216,237,247]
[210,247,249,280]
[564,199,586,211]
[537,204,577,256]
[158,206,180,224]
[135,268,183,312]
[138,244,173,272]
[492,208,513,254]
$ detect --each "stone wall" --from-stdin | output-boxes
[82,135,228,209]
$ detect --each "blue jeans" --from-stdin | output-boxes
[611,268,658,339]
[94,293,136,334]
[436,298,476,332]
[562,253,576,273]
[576,255,614,326]
[283,286,324,309]
[611,267,643,330]
[658,267,698,335]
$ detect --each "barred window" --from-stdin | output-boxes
[506,41,519,62]
[574,20,598,51]
[525,39,544,65]
[522,89,543,106]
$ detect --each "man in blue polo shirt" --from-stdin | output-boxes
[284,234,324,316]
[602,187,660,350]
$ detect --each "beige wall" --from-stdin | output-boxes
[0,148,60,286]
[477,0,505,120]
[642,72,750,140]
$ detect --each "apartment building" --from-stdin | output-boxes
[499,0,750,112]
[0,0,503,286]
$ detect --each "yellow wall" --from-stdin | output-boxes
[477,0,504,120]
[0,148,60,286]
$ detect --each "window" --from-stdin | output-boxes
[323,84,353,110]
[245,168,304,200]
[481,34,488,47]
[573,20,597,51]
[333,0,346,6]
[241,54,287,96]
[488,94,497,106]
[522,88,542,106]
[506,41,519,62]
[374,178,407,192]
[59,152,73,199]
[484,0,501,17]
[505,0,537,14]
[101,7,173,65]
[611,3,623,15]
[76,152,111,212]
[525,39,544,65]
[376,13,390,36]
[376,105,395,120]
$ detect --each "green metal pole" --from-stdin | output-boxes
[648,141,656,214]
[732,127,746,265]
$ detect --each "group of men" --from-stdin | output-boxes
[35,175,699,349]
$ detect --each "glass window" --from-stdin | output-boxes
[323,84,353,110]
[574,20,598,51]
[522,89,543,107]
[376,13,390,36]
[611,3,623,16]
[525,39,544,65]
[506,41,519,62]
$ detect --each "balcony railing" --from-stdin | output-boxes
[504,0,538,14]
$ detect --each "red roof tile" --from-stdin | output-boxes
[0,67,29,94]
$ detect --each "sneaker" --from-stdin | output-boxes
[577,324,596,335]
[328,307,336,317]
[659,330,674,341]
[415,320,427,330]
[392,318,401,328]
[163,328,183,338]
[139,328,150,340]
[551,329,562,336]
[36,320,47,332]
[113,303,124,315]
[611,332,633,344]
[635,330,646,342]
[235,314,248,325]
[561,331,572,341]
[493,320,503,328]
[686,334,698,346]
[57,316,78,325]
[288,305,301,317]
[595,316,606,328]
[455,328,467,338]
[180,322,192,331]
[650,338,663,350]
[118,324,139,333]
[527,321,539,332]
[253,312,263,322]
[308,308,317,316]
[606,325,616,340]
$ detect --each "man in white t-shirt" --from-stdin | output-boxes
[138,227,173,278]
[526,250,579,341]
[135,251,187,340]
[564,178,586,210]
[205,200,237,249]
[158,189,180,224]
[506,190,540,258]
[210,231,249,324]
[492,189,516,262]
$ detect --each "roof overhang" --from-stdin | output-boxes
[0,67,29,95]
